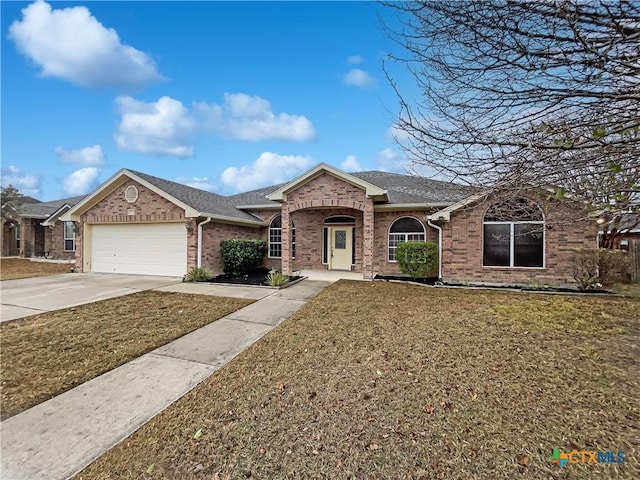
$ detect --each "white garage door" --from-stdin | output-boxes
[90,223,187,277]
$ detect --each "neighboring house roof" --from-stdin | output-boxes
[59,163,480,225]
[19,195,85,219]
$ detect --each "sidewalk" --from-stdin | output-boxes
[0,279,329,480]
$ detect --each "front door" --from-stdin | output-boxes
[329,227,352,270]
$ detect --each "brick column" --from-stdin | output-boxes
[362,202,374,280]
[281,206,292,275]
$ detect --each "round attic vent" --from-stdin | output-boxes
[124,185,139,203]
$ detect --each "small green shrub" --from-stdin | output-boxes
[221,239,267,275]
[396,241,438,279]
[266,271,289,287]
[183,266,213,282]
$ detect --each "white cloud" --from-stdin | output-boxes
[114,96,196,157]
[194,93,316,142]
[8,0,163,90]
[63,167,100,195]
[340,155,363,172]
[375,148,407,173]
[177,176,216,192]
[114,93,316,158]
[344,68,374,89]
[54,145,105,166]
[0,165,42,198]
[347,55,364,65]
[221,152,313,192]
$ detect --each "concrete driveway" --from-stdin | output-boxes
[0,273,183,322]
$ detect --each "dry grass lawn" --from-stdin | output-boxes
[76,281,639,480]
[1,257,72,280]
[0,291,253,419]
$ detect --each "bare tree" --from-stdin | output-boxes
[382,0,640,244]
[1,185,24,223]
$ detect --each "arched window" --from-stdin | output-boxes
[483,198,544,267]
[388,217,425,261]
[268,215,295,259]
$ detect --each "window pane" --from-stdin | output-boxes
[514,223,544,267]
[322,227,328,263]
[390,217,424,233]
[483,224,510,266]
[65,239,75,251]
[335,230,346,249]
[484,198,543,222]
[269,243,281,258]
[64,221,74,239]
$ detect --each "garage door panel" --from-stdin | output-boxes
[91,223,187,277]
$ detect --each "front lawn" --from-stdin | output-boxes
[0,291,253,419]
[76,281,639,479]
[0,257,72,280]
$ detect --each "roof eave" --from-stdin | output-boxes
[198,212,267,227]
[374,202,452,211]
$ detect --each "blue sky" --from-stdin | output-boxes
[1,0,412,201]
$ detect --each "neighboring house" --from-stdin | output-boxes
[59,163,597,287]
[6,196,85,259]
[1,195,40,257]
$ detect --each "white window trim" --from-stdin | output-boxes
[64,221,76,252]
[124,185,139,203]
[268,215,295,259]
[482,220,545,268]
[387,216,426,262]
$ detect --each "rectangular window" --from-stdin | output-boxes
[269,227,282,258]
[388,233,426,261]
[483,224,510,267]
[483,223,543,267]
[64,221,75,251]
[514,224,544,267]
[352,227,356,265]
[322,227,328,264]
[15,225,20,249]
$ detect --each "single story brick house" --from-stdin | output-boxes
[55,163,596,287]
[2,196,84,259]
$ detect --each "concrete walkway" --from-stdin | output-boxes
[0,279,329,480]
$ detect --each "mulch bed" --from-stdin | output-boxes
[209,268,302,286]
[76,281,639,480]
[0,291,253,419]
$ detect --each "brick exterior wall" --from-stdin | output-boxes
[2,222,20,256]
[75,180,188,272]
[440,195,597,287]
[282,172,378,278]
[372,210,438,275]
[200,221,264,274]
[44,221,76,259]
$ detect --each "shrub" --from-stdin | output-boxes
[183,266,213,282]
[221,239,267,275]
[396,241,439,279]
[266,270,289,287]
[571,248,632,291]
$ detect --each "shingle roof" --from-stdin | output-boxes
[20,195,85,218]
[44,167,478,224]
[351,171,476,204]
[129,170,265,223]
